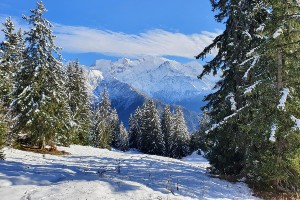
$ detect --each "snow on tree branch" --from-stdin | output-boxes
[242,55,259,79]
[273,28,283,39]
[291,115,300,130]
[226,92,237,111]
[277,88,289,110]
[205,105,248,134]
[269,123,276,142]
[244,81,261,95]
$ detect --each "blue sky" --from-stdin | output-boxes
[0,0,224,65]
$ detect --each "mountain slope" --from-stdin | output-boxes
[92,79,200,132]
[85,56,218,131]
[92,56,217,112]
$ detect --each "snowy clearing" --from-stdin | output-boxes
[0,145,258,200]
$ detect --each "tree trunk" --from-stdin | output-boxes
[41,135,46,150]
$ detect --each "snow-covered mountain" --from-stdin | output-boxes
[85,56,218,131]
[92,56,216,109]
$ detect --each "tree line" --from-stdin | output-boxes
[129,101,191,158]
[0,1,192,160]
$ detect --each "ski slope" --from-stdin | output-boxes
[0,145,258,200]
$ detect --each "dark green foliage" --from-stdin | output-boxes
[140,100,165,156]
[0,17,24,109]
[93,88,113,149]
[114,122,129,152]
[190,109,210,153]
[161,105,173,157]
[198,0,300,193]
[66,60,91,145]
[10,1,71,149]
[111,109,121,148]
[128,107,143,149]
[170,107,190,159]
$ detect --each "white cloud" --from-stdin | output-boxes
[54,25,220,58]
[0,15,220,59]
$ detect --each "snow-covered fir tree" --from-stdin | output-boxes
[170,107,190,159]
[111,108,120,148]
[197,0,300,192]
[242,0,300,192]
[140,100,165,156]
[10,1,71,149]
[190,109,211,152]
[114,122,129,152]
[66,59,91,145]
[161,105,174,157]
[93,87,115,149]
[0,17,25,109]
[196,0,268,175]
[128,107,142,149]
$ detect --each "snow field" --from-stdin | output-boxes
[0,145,258,199]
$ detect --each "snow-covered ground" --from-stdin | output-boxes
[0,145,258,200]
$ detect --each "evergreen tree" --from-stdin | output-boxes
[190,109,211,152]
[140,100,165,156]
[243,0,300,192]
[0,17,25,109]
[10,1,71,148]
[128,107,142,149]
[170,107,190,159]
[66,59,91,145]
[93,88,113,149]
[197,0,300,192]
[161,105,174,157]
[114,122,129,151]
[111,108,120,148]
[196,0,268,175]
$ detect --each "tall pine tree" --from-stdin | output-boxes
[196,0,268,175]
[11,1,71,148]
[170,107,190,159]
[128,107,142,149]
[0,17,25,109]
[161,105,174,157]
[114,122,129,152]
[197,0,300,192]
[140,100,165,156]
[93,87,114,149]
[111,108,120,148]
[242,0,300,192]
[66,59,91,145]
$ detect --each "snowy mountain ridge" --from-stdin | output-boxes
[91,56,217,104]
[84,56,219,131]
